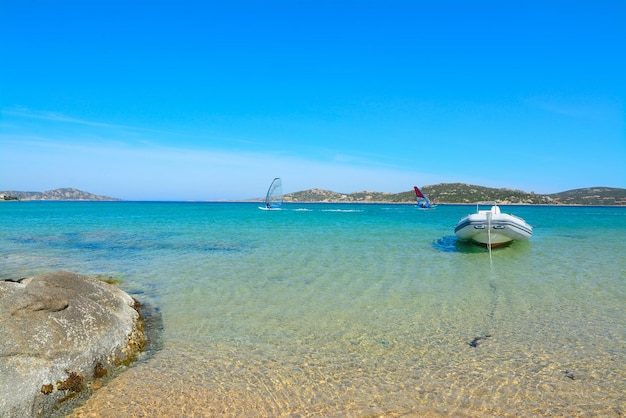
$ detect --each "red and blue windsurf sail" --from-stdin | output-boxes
[413,186,434,209]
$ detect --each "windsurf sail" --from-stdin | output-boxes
[263,178,283,210]
[413,186,434,209]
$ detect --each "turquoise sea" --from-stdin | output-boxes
[2,201,625,417]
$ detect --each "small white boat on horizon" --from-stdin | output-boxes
[454,203,532,247]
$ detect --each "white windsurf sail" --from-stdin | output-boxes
[260,178,283,210]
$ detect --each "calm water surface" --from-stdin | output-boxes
[1,202,625,416]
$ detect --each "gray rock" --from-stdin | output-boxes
[0,272,145,418]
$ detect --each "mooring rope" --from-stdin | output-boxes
[470,208,497,348]
[487,210,493,264]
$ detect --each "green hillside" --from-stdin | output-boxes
[284,184,626,205]
[0,188,120,201]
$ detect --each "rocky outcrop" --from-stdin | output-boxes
[0,188,120,201]
[0,272,145,418]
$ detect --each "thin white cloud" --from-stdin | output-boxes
[523,95,619,120]
[3,107,141,130]
[1,106,278,150]
[0,134,441,200]
[3,106,622,199]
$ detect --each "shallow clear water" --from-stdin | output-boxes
[2,202,625,416]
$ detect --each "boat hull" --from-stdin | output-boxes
[454,208,532,247]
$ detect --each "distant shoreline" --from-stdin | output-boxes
[3,184,625,206]
[3,199,624,207]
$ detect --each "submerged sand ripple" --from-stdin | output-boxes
[68,327,625,417]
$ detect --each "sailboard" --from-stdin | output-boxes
[259,178,283,210]
[414,186,436,209]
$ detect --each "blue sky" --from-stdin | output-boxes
[1,1,624,200]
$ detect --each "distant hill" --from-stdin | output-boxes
[0,188,121,201]
[545,187,626,206]
[3,184,624,205]
[284,184,626,205]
